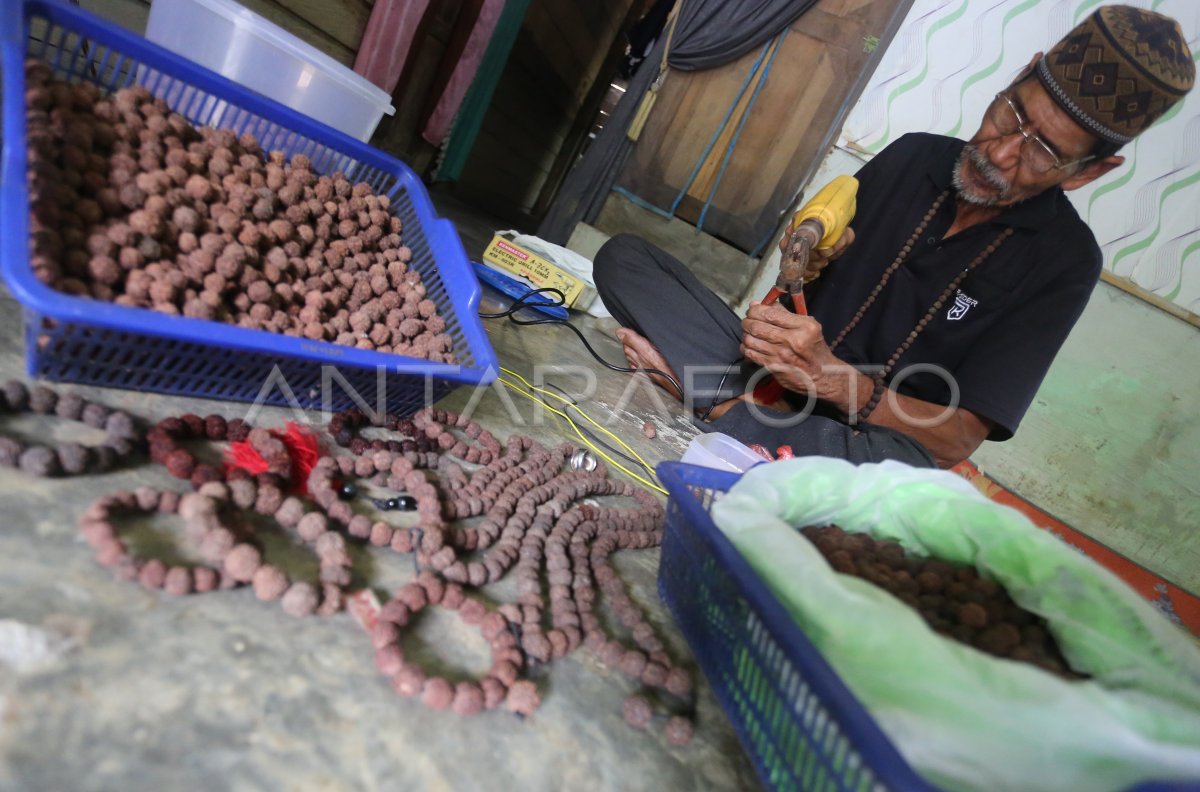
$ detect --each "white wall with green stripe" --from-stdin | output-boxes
[843,0,1200,313]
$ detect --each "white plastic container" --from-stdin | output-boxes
[680,432,767,474]
[145,0,394,141]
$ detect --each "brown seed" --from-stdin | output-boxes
[505,680,540,716]
[252,565,288,600]
[421,676,454,710]
[663,715,694,746]
[622,694,653,729]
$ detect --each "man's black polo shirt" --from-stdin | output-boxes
[806,132,1102,441]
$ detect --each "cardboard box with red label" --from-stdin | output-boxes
[480,234,596,309]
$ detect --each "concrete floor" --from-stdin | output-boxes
[0,272,759,791]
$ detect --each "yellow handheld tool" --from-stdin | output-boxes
[764,174,858,314]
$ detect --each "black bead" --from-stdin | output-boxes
[386,498,400,510]
[395,495,417,511]
[338,482,358,500]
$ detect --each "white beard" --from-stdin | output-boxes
[952,144,1011,207]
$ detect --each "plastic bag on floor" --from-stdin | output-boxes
[711,457,1200,792]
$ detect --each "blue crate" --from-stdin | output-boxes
[1,0,497,416]
[656,461,1199,792]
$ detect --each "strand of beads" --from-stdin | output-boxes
[370,572,539,716]
[80,486,223,593]
[425,444,575,585]
[513,486,696,744]
[80,477,350,617]
[277,408,684,734]
[0,380,141,476]
[306,453,443,555]
[146,413,253,488]
[328,409,440,457]
[412,407,502,464]
[189,479,350,616]
[322,414,684,729]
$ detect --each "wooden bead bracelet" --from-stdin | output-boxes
[0,380,141,476]
[79,486,226,594]
[371,574,539,716]
[81,478,350,617]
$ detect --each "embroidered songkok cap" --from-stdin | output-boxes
[1036,5,1194,148]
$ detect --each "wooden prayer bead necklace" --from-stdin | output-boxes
[0,380,141,476]
[321,408,687,735]
[825,190,1016,420]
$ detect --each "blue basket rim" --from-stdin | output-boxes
[657,460,941,792]
[1,0,497,387]
[656,460,1200,792]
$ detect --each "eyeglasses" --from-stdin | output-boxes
[986,92,1094,174]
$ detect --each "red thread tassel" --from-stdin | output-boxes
[280,422,321,494]
[227,439,270,476]
[224,422,323,494]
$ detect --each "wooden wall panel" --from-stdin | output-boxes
[617,0,912,253]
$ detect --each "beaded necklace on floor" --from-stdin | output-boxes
[826,189,1015,421]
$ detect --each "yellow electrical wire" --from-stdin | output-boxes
[496,366,667,495]
[500,367,660,476]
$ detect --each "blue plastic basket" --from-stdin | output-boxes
[1,0,497,416]
[656,461,1199,792]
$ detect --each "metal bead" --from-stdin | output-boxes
[338,482,358,500]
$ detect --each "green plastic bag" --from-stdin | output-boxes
[711,457,1200,792]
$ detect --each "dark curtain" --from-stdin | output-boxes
[536,0,819,244]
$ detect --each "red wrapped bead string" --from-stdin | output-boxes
[371,572,539,716]
[0,380,141,476]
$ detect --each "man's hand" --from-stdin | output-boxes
[777,226,856,283]
[740,302,865,414]
[740,302,995,466]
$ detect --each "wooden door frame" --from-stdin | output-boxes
[530,0,658,221]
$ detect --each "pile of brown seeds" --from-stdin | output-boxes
[801,525,1085,679]
[23,61,455,362]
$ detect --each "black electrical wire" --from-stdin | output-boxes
[478,287,685,400]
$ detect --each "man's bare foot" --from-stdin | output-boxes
[614,327,682,400]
